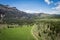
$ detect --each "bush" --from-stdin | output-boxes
[7,25,14,28]
[34,21,60,40]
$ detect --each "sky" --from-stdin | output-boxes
[0,0,60,14]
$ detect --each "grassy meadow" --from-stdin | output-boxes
[0,25,35,40]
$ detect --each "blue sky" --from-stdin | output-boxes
[0,0,60,14]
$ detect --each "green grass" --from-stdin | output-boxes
[0,25,35,40]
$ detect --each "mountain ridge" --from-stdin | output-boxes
[0,4,60,24]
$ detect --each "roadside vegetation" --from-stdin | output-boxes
[32,19,60,40]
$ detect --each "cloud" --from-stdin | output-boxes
[24,10,41,13]
[50,10,60,14]
[52,5,60,11]
[54,1,60,5]
[51,2,60,14]
[44,0,53,5]
[53,2,60,10]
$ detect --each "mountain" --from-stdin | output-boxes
[0,4,60,24]
[0,4,35,24]
[0,4,32,19]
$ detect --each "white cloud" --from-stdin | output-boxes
[52,5,60,11]
[51,2,60,14]
[50,10,60,14]
[24,10,41,13]
[54,1,60,5]
[44,0,53,5]
[55,5,60,10]
[54,2,60,10]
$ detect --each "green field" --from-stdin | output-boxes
[0,25,35,40]
[0,19,60,40]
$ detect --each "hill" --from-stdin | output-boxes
[0,4,60,24]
